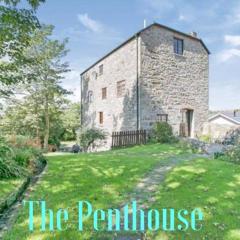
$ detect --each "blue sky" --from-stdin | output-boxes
[35,0,240,110]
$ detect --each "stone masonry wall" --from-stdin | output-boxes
[82,38,138,149]
[139,26,209,136]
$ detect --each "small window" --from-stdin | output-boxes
[157,114,168,122]
[99,112,103,124]
[102,87,107,99]
[92,71,98,79]
[87,91,93,103]
[174,38,184,55]
[117,80,126,97]
[99,64,103,75]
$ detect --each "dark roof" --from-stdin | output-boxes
[209,111,240,124]
[81,22,210,75]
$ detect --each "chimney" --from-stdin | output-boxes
[190,31,197,37]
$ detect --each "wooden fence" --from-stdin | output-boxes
[111,130,147,148]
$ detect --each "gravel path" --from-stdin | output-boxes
[115,153,209,240]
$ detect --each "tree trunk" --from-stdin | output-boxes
[43,94,49,151]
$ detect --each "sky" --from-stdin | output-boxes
[34,0,240,110]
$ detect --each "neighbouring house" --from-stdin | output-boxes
[80,23,210,149]
[204,110,240,140]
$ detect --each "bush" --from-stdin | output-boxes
[151,122,177,143]
[79,128,106,151]
[0,136,45,179]
[0,137,25,178]
[223,145,240,164]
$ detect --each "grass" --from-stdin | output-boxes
[0,179,24,203]
[3,143,240,239]
[2,144,185,240]
[148,158,240,240]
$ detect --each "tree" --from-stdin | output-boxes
[61,102,81,141]
[21,25,70,150]
[0,25,70,150]
[0,0,45,96]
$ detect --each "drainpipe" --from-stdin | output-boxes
[136,34,140,130]
[80,74,83,128]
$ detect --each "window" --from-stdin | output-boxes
[117,80,126,97]
[102,87,107,99]
[99,64,103,75]
[92,71,98,79]
[174,38,184,55]
[87,91,93,103]
[157,114,168,122]
[99,112,103,124]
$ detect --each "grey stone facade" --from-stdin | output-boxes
[81,23,209,148]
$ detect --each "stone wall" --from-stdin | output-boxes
[139,25,209,137]
[81,25,209,150]
[81,38,138,149]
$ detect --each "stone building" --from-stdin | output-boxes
[80,23,210,148]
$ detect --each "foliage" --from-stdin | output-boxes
[0,0,44,95]
[151,122,177,143]
[220,145,240,164]
[61,102,81,141]
[198,134,211,143]
[79,128,106,151]
[0,25,71,151]
[0,136,44,178]
[0,137,25,178]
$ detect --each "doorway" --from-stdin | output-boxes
[180,109,194,137]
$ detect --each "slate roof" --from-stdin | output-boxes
[209,111,240,125]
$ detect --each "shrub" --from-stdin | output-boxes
[223,145,240,164]
[151,122,177,143]
[0,136,45,178]
[79,128,106,151]
[0,137,25,178]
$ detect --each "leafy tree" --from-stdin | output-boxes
[0,0,45,96]
[61,102,81,141]
[22,25,70,150]
[0,25,71,150]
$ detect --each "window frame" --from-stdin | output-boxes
[117,80,126,98]
[99,64,103,76]
[87,90,93,103]
[102,87,107,100]
[173,37,184,55]
[157,114,168,122]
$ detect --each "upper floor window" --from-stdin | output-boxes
[174,37,184,55]
[117,80,126,97]
[87,90,93,103]
[99,64,103,75]
[102,87,107,100]
[92,71,98,80]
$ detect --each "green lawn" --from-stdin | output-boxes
[3,144,240,240]
[3,144,185,240]
[149,158,240,240]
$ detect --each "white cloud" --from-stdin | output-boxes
[224,35,240,46]
[178,14,186,21]
[77,13,103,33]
[217,49,240,62]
